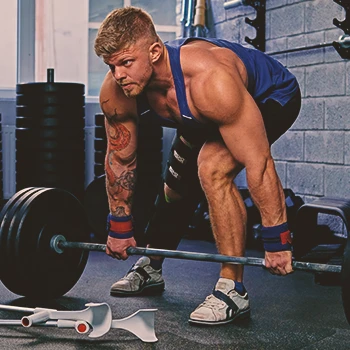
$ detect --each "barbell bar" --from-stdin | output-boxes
[0,187,350,326]
[51,234,342,274]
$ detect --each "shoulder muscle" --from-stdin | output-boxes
[99,71,138,124]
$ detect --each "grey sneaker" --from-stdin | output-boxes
[189,278,250,325]
[110,257,165,296]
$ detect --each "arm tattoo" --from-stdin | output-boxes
[114,206,128,217]
[105,115,131,152]
[106,154,136,202]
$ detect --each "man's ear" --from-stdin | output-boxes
[149,42,162,63]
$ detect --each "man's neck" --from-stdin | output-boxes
[146,45,174,93]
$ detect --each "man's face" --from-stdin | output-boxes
[104,42,153,98]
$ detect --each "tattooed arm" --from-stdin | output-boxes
[100,73,139,260]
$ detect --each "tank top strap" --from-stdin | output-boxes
[164,42,195,120]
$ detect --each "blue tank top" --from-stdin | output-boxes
[137,37,299,128]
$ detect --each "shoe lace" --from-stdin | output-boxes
[199,294,225,310]
[123,266,144,282]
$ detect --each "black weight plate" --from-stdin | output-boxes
[138,129,163,140]
[0,188,44,277]
[94,164,105,178]
[94,138,107,151]
[342,237,350,324]
[16,94,85,107]
[16,139,84,151]
[16,160,85,174]
[95,113,105,126]
[16,105,85,118]
[16,116,85,129]
[1,188,89,298]
[83,175,109,242]
[137,138,163,152]
[16,173,85,190]
[16,82,85,95]
[16,127,84,140]
[95,127,106,139]
[16,150,84,163]
[137,152,163,163]
[4,188,46,268]
[94,151,106,164]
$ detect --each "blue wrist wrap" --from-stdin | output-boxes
[260,222,292,252]
[107,214,134,239]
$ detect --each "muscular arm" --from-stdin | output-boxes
[104,113,137,217]
[193,69,286,226]
[192,66,292,274]
[99,72,138,259]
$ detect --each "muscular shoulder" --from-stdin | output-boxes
[99,71,138,123]
[180,41,248,123]
[180,40,248,85]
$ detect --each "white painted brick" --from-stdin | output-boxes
[266,38,287,65]
[345,62,350,95]
[325,97,350,130]
[290,98,324,130]
[288,67,305,97]
[213,20,241,42]
[274,161,287,188]
[287,163,324,196]
[344,132,350,165]
[325,28,347,63]
[287,32,324,67]
[271,131,304,161]
[325,165,350,198]
[270,4,304,39]
[305,131,344,164]
[305,63,346,97]
[305,0,344,32]
[267,0,287,10]
[210,0,226,24]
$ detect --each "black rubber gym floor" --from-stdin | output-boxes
[0,238,349,349]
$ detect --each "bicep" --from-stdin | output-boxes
[105,117,138,165]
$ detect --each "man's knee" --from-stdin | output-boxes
[198,144,242,192]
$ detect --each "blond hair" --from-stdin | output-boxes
[94,7,159,59]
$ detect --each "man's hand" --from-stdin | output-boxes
[106,236,137,260]
[264,250,293,275]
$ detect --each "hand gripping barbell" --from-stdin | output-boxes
[0,187,349,324]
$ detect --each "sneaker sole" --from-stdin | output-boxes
[188,307,251,326]
[110,281,165,297]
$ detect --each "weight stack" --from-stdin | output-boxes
[88,113,163,244]
[94,113,105,178]
[15,69,86,200]
[133,116,163,246]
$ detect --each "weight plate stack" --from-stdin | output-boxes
[94,113,105,179]
[15,69,86,200]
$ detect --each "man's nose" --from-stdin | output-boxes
[113,67,127,81]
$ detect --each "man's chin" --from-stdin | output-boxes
[123,89,142,98]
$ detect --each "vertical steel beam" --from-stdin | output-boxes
[17,0,36,83]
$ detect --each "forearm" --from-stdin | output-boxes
[105,151,137,217]
[246,156,286,227]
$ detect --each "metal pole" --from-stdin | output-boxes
[180,0,189,37]
[267,42,333,56]
[185,0,196,37]
[55,237,342,274]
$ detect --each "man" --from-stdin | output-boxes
[94,6,301,325]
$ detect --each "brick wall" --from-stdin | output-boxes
[207,0,349,203]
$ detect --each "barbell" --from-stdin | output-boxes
[0,187,350,325]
